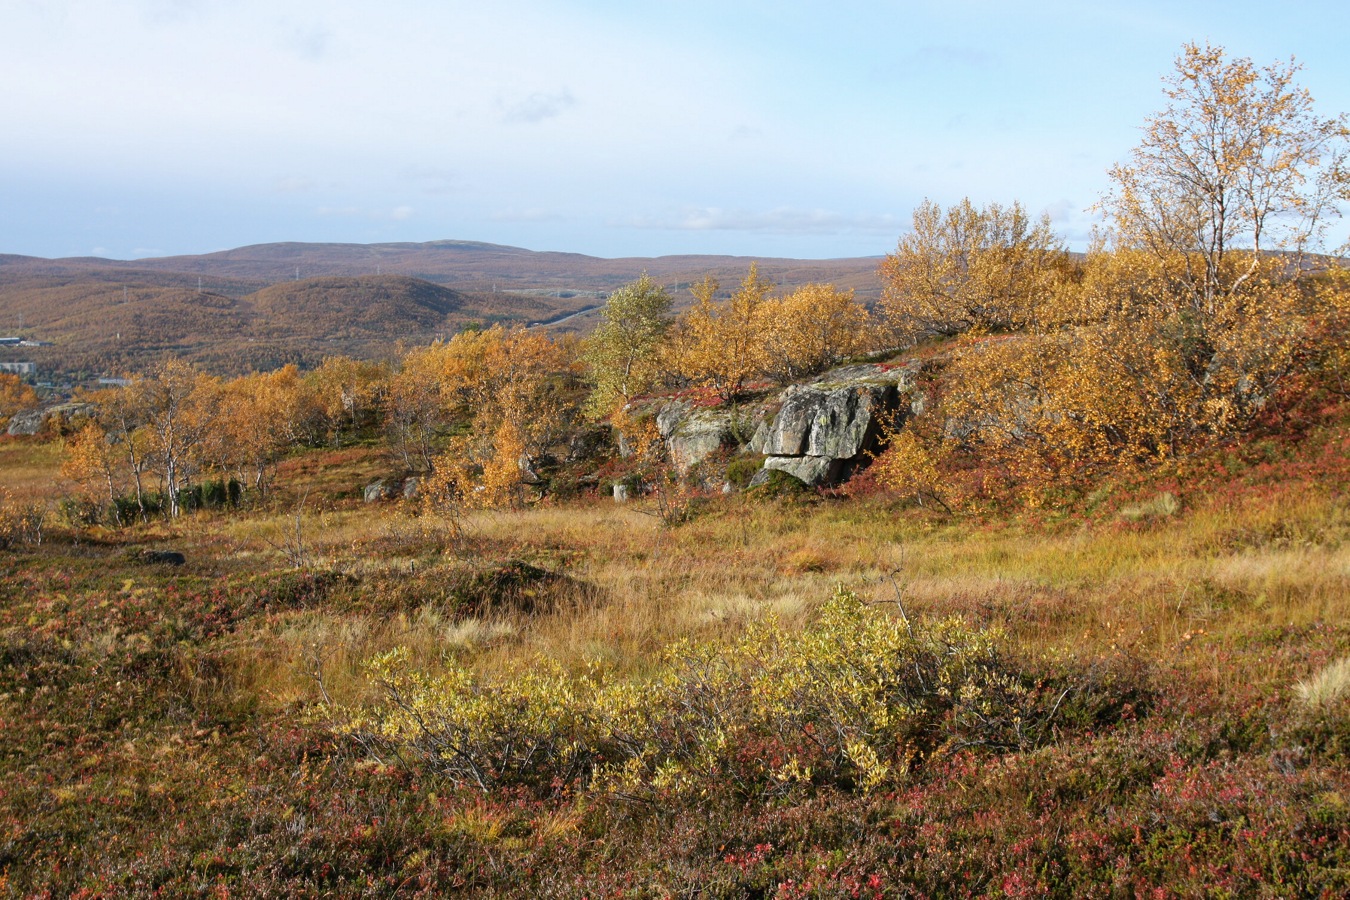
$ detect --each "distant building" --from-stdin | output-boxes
[0,362,36,375]
[97,377,133,387]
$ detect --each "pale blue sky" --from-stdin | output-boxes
[3,0,1348,260]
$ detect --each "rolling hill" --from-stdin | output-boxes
[0,240,885,378]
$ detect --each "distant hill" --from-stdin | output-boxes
[0,239,885,298]
[0,240,885,378]
[0,274,565,378]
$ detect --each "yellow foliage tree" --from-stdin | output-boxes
[302,356,388,444]
[676,265,773,402]
[215,365,309,499]
[136,359,222,517]
[872,47,1348,506]
[757,283,874,384]
[60,422,123,515]
[0,373,38,430]
[420,326,577,509]
[879,198,1067,342]
[387,346,452,472]
[1102,42,1349,312]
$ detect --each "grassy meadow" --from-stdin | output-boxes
[1,409,1348,897]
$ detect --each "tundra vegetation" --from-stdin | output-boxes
[2,43,1350,896]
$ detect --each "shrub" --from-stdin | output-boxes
[0,489,46,549]
[1119,491,1181,522]
[447,559,592,617]
[725,454,765,489]
[1297,657,1350,710]
[332,588,1092,801]
[748,468,811,499]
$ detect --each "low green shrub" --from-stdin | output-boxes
[725,454,766,488]
[749,468,811,498]
[333,588,1115,801]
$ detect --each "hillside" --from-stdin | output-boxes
[0,240,885,378]
[13,240,885,298]
[0,272,574,377]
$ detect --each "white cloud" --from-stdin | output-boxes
[282,22,330,61]
[626,207,903,236]
[501,89,578,125]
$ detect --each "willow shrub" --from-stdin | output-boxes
[332,588,1103,801]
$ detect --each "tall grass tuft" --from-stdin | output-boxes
[1295,657,1350,709]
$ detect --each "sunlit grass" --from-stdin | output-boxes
[188,473,1348,717]
[0,438,65,503]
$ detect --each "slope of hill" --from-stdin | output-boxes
[0,240,884,299]
[248,275,467,339]
[0,273,571,377]
[0,240,886,378]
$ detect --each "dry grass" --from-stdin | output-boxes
[1296,656,1350,709]
[7,430,1344,715]
[0,438,65,504]
[200,481,1350,713]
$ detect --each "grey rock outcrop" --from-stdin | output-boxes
[656,400,743,474]
[754,363,917,487]
[6,402,96,436]
[363,480,393,503]
[5,410,44,436]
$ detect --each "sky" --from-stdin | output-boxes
[3,0,1350,261]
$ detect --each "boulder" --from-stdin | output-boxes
[6,402,96,436]
[5,410,44,436]
[655,400,740,474]
[763,454,841,486]
[755,363,917,487]
[363,480,393,503]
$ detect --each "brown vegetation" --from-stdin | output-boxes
[1,41,1349,897]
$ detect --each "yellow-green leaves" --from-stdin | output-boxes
[334,587,1035,801]
[581,272,673,418]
